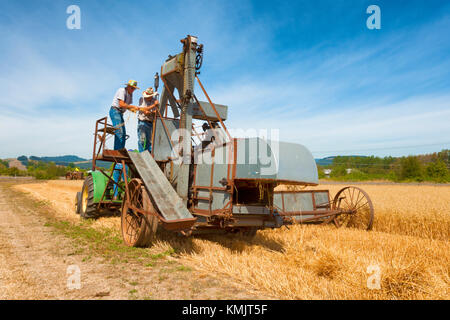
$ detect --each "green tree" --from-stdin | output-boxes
[437,149,449,165]
[0,162,7,175]
[330,165,347,178]
[67,162,75,169]
[0,159,9,167]
[7,167,20,176]
[400,156,423,180]
[426,160,449,182]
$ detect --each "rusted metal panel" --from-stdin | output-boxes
[195,189,210,211]
[287,192,314,221]
[128,151,195,222]
[189,101,228,121]
[314,191,330,210]
[227,216,278,227]
[274,190,333,223]
[159,73,180,118]
[211,190,231,211]
[161,54,183,76]
[274,191,326,222]
[194,146,229,187]
[152,118,179,162]
[194,158,211,186]
[285,192,314,211]
[193,142,232,214]
[232,205,271,215]
[212,146,230,186]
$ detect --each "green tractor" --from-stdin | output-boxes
[75,165,127,218]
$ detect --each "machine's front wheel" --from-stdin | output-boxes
[80,175,101,219]
[74,191,81,214]
[121,179,159,247]
[332,186,374,230]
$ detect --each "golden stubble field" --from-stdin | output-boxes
[14,180,450,300]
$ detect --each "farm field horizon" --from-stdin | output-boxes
[6,180,449,300]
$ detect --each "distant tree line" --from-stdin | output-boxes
[318,149,450,183]
[1,156,86,180]
[26,160,72,180]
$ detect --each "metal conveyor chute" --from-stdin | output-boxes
[128,151,196,228]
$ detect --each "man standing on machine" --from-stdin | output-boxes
[109,80,140,200]
[137,87,159,153]
[109,80,140,150]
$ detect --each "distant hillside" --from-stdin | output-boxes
[315,157,335,166]
[12,155,109,170]
[315,155,368,166]
[8,159,27,171]
[29,155,87,163]
[16,155,87,167]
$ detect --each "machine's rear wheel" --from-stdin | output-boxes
[80,175,101,219]
[332,186,374,230]
[121,179,159,247]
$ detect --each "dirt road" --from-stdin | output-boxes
[0,183,265,299]
[0,187,113,299]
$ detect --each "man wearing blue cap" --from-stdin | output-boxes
[109,80,140,200]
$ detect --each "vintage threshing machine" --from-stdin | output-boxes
[75,35,374,247]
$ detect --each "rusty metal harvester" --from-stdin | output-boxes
[76,35,374,247]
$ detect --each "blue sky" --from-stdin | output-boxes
[0,0,449,159]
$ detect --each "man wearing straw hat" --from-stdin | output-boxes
[137,87,159,153]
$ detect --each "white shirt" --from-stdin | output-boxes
[111,87,133,113]
[138,97,157,122]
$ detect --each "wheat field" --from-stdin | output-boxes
[304,184,450,241]
[14,181,450,299]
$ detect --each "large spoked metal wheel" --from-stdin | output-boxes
[332,186,374,230]
[121,178,159,247]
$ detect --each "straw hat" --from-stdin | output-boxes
[143,87,157,98]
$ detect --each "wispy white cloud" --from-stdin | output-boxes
[0,40,120,114]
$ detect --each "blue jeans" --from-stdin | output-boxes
[137,120,153,153]
[109,107,126,150]
[112,163,125,198]
[109,107,126,198]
